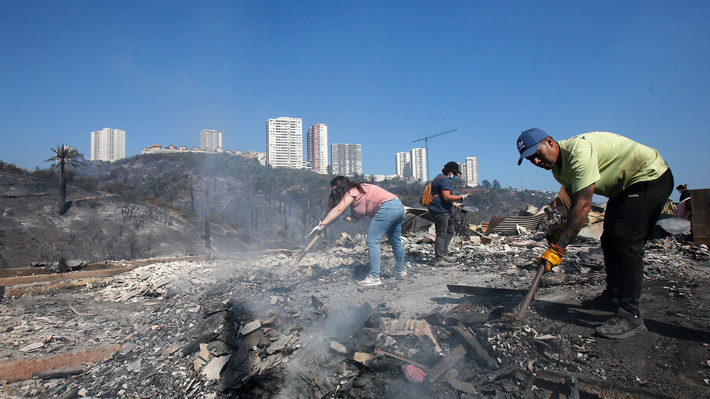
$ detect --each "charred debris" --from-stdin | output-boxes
[1,200,709,399]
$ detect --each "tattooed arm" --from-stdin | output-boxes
[555,184,594,248]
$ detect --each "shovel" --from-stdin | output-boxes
[516,262,547,319]
[292,234,321,267]
[291,214,350,267]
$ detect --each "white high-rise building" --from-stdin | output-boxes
[266,117,303,169]
[465,156,479,187]
[411,148,427,182]
[395,152,412,179]
[307,124,328,174]
[458,162,467,181]
[90,128,125,162]
[200,129,222,151]
[331,143,362,176]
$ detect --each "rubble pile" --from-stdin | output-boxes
[1,210,709,398]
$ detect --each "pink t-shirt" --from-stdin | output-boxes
[346,184,398,219]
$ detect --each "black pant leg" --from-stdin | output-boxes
[601,169,674,316]
[430,211,452,258]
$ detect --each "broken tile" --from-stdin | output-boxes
[239,320,261,336]
[201,355,231,381]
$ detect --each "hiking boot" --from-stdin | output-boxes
[442,256,454,262]
[357,275,382,286]
[596,316,648,339]
[434,259,453,267]
[581,291,618,312]
[394,270,407,279]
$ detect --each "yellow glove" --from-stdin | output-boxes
[538,243,567,272]
[546,222,567,245]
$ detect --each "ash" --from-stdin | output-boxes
[1,228,709,399]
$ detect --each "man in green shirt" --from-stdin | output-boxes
[517,128,673,339]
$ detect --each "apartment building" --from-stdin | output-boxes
[465,156,479,187]
[395,152,412,179]
[307,124,328,174]
[331,143,362,176]
[200,129,223,151]
[90,127,125,162]
[410,148,427,182]
[458,162,467,182]
[266,117,303,169]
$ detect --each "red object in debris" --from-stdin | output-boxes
[403,364,427,383]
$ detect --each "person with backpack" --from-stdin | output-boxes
[309,176,406,287]
[428,161,469,267]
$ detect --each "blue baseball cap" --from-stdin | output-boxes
[516,128,550,165]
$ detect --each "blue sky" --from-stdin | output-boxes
[1,1,708,199]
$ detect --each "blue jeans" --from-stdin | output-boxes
[365,199,405,278]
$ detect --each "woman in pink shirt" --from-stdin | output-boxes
[310,176,406,286]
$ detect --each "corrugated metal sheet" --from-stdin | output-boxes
[402,206,483,235]
[402,207,433,234]
[554,187,571,211]
[662,199,677,216]
[489,213,545,234]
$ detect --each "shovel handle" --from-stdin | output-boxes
[293,234,321,265]
[304,234,321,252]
[517,263,546,319]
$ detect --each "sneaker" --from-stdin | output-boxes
[596,316,648,339]
[581,291,618,312]
[434,259,453,267]
[442,255,454,262]
[357,275,382,286]
[395,270,407,279]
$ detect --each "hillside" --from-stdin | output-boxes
[0,155,554,268]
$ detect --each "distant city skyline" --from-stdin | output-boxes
[84,122,481,186]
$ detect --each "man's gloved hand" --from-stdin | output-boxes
[460,193,470,200]
[309,221,327,236]
[538,243,567,272]
[546,222,567,245]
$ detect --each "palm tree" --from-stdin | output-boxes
[46,144,84,214]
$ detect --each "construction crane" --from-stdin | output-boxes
[413,128,459,180]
